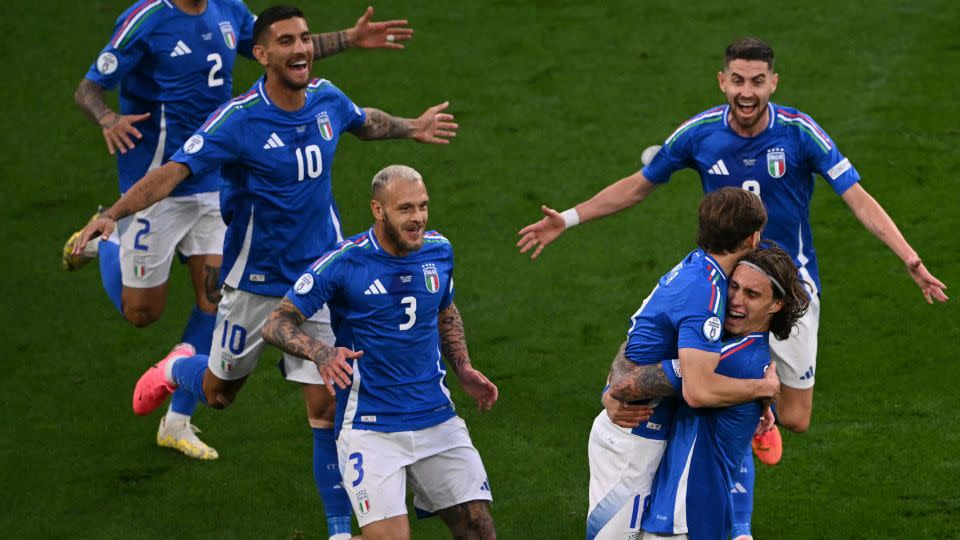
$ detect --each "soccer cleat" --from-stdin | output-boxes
[733,536,754,540]
[132,343,196,416]
[156,416,219,460]
[752,424,783,465]
[61,205,104,271]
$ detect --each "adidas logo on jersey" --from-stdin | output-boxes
[263,133,285,149]
[708,159,730,175]
[170,40,192,57]
[800,365,815,380]
[363,279,387,295]
[731,482,748,494]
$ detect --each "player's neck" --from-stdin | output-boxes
[264,78,307,112]
[172,0,206,15]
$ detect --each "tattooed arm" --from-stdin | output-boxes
[75,78,152,155]
[438,302,498,411]
[351,103,458,144]
[311,7,413,59]
[263,298,362,394]
[606,341,678,403]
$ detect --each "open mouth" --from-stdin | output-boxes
[288,58,309,75]
[727,307,747,321]
[736,100,758,116]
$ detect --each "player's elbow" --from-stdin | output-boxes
[681,384,710,409]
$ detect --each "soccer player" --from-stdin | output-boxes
[261,164,498,540]
[639,245,809,540]
[518,37,947,442]
[587,188,780,540]
[73,7,456,540]
[63,0,412,461]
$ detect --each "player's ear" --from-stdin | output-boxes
[370,199,384,221]
[252,44,269,67]
[768,298,784,315]
[717,70,726,91]
[770,72,779,94]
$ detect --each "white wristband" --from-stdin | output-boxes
[560,208,580,229]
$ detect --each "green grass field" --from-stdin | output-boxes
[2,0,959,538]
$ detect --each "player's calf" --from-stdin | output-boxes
[437,500,496,540]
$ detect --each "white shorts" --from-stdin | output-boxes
[208,287,334,383]
[770,292,820,390]
[587,411,666,540]
[641,532,688,540]
[337,416,493,528]
[117,192,225,288]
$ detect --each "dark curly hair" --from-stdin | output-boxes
[738,244,809,340]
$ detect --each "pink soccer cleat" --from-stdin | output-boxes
[132,343,196,416]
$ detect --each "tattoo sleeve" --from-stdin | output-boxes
[74,79,114,125]
[311,31,350,59]
[203,265,222,305]
[607,341,678,402]
[262,298,337,366]
[350,108,413,140]
[438,302,471,375]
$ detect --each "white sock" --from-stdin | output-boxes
[163,357,180,386]
[329,534,352,540]
[165,409,191,425]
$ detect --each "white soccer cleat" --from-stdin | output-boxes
[156,416,219,461]
[61,205,103,271]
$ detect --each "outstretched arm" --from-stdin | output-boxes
[516,171,659,259]
[263,298,362,395]
[73,161,191,253]
[438,302,497,411]
[352,103,457,144]
[841,183,948,303]
[312,6,413,58]
[606,341,678,403]
[74,78,151,155]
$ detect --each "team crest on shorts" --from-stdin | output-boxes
[133,255,147,279]
[767,147,786,178]
[316,112,333,141]
[422,264,440,293]
[356,489,371,515]
[219,21,237,49]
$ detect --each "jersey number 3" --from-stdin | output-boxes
[399,296,417,331]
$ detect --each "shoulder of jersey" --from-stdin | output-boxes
[306,78,334,94]
[719,333,768,360]
[198,86,264,134]
[663,105,726,147]
[308,233,375,275]
[771,104,834,152]
[422,231,453,253]
[110,0,173,50]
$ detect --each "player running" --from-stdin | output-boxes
[587,188,780,540]
[64,0,412,465]
[262,165,498,540]
[73,7,454,540]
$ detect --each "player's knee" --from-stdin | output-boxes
[122,305,162,327]
[780,414,810,433]
[445,501,495,540]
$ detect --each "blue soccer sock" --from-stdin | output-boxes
[169,388,198,416]
[731,449,755,538]
[170,355,209,405]
[98,239,123,313]
[180,305,216,356]
[312,428,353,537]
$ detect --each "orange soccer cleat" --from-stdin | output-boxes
[752,424,783,465]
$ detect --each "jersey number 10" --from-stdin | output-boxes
[295,145,324,181]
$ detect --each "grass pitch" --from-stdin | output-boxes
[1,0,958,538]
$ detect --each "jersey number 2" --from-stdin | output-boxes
[207,53,224,87]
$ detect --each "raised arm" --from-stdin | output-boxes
[351,103,458,144]
[679,348,779,408]
[606,340,678,403]
[438,302,497,411]
[74,78,151,155]
[516,171,660,259]
[73,161,191,253]
[841,183,948,304]
[312,6,413,58]
[262,298,362,395]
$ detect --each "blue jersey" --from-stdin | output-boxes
[171,77,367,296]
[85,0,255,196]
[641,333,770,539]
[643,103,861,294]
[286,228,458,437]
[619,248,727,440]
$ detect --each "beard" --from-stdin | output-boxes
[383,212,424,254]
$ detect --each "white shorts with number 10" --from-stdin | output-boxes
[337,416,493,528]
